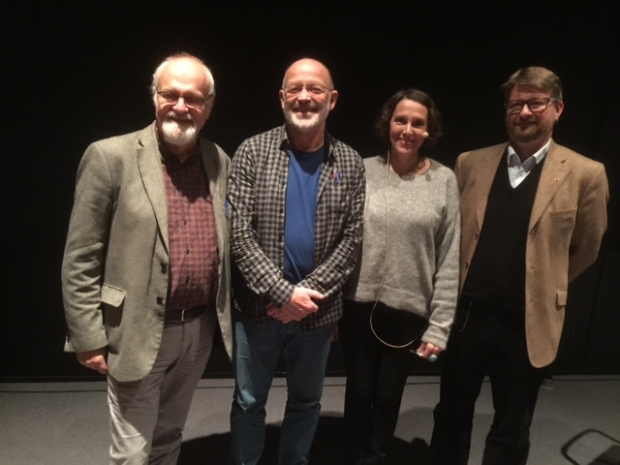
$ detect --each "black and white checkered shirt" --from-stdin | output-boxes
[228,125,365,329]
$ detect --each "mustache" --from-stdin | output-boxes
[292,102,318,111]
[165,111,194,122]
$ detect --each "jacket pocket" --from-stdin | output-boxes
[101,284,126,307]
[549,209,576,220]
[556,289,568,309]
[547,209,576,238]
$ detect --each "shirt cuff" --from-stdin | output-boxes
[269,278,295,307]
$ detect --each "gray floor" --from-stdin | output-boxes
[1,376,619,465]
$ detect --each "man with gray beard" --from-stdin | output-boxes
[62,53,232,464]
[227,58,365,465]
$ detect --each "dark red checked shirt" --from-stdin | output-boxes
[161,146,218,311]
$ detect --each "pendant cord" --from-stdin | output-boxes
[369,150,426,349]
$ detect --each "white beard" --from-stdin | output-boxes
[160,113,197,146]
[284,97,331,132]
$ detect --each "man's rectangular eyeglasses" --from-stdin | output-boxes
[157,91,211,108]
[506,98,558,114]
[282,84,333,98]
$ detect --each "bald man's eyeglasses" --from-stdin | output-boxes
[282,84,333,98]
[157,91,211,109]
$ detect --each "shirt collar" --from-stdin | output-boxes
[158,139,201,165]
[506,138,551,170]
[277,125,335,163]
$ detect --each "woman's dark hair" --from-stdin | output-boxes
[374,89,443,154]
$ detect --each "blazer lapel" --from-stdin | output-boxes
[200,141,226,254]
[474,144,506,230]
[529,141,568,230]
[137,124,169,253]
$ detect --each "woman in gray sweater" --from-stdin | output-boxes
[341,89,460,465]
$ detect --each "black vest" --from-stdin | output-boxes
[462,155,546,313]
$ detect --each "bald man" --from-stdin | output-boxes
[228,58,365,465]
[62,53,232,464]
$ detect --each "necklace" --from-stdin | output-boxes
[368,151,428,349]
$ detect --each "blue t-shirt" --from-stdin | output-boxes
[283,147,324,284]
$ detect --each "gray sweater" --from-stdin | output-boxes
[343,156,460,349]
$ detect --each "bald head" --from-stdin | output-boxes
[279,58,338,146]
[282,58,334,90]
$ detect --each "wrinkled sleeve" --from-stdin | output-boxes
[298,155,366,298]
[61,143,114,352]
[568,162,609,282]
[228,140,295,307]
[423,170,461,349]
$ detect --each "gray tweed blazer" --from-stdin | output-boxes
[62,123,232,382]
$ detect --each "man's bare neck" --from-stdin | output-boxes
[286,125,326,152]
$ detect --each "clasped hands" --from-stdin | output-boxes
[266,287,324,323]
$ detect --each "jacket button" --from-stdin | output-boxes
[161,263,167,274]
[156,297,164,305]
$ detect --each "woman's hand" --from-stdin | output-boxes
[416,342,443,362]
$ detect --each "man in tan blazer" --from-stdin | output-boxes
[430,67,608,465]
[62,53,232,464]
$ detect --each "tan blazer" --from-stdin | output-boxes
[62,123,232,382]
[456,140,608,367]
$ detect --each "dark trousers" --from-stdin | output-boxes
[430,300,549,465]
[340,300,413,465]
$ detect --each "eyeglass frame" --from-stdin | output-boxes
[156,90,212,109]
[505,97,559,115]
[281,84,334,98]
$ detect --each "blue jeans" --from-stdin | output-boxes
[230,314,334,465]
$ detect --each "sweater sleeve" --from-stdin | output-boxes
[422,168,461,349]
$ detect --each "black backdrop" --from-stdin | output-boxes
[2,1,619,380]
